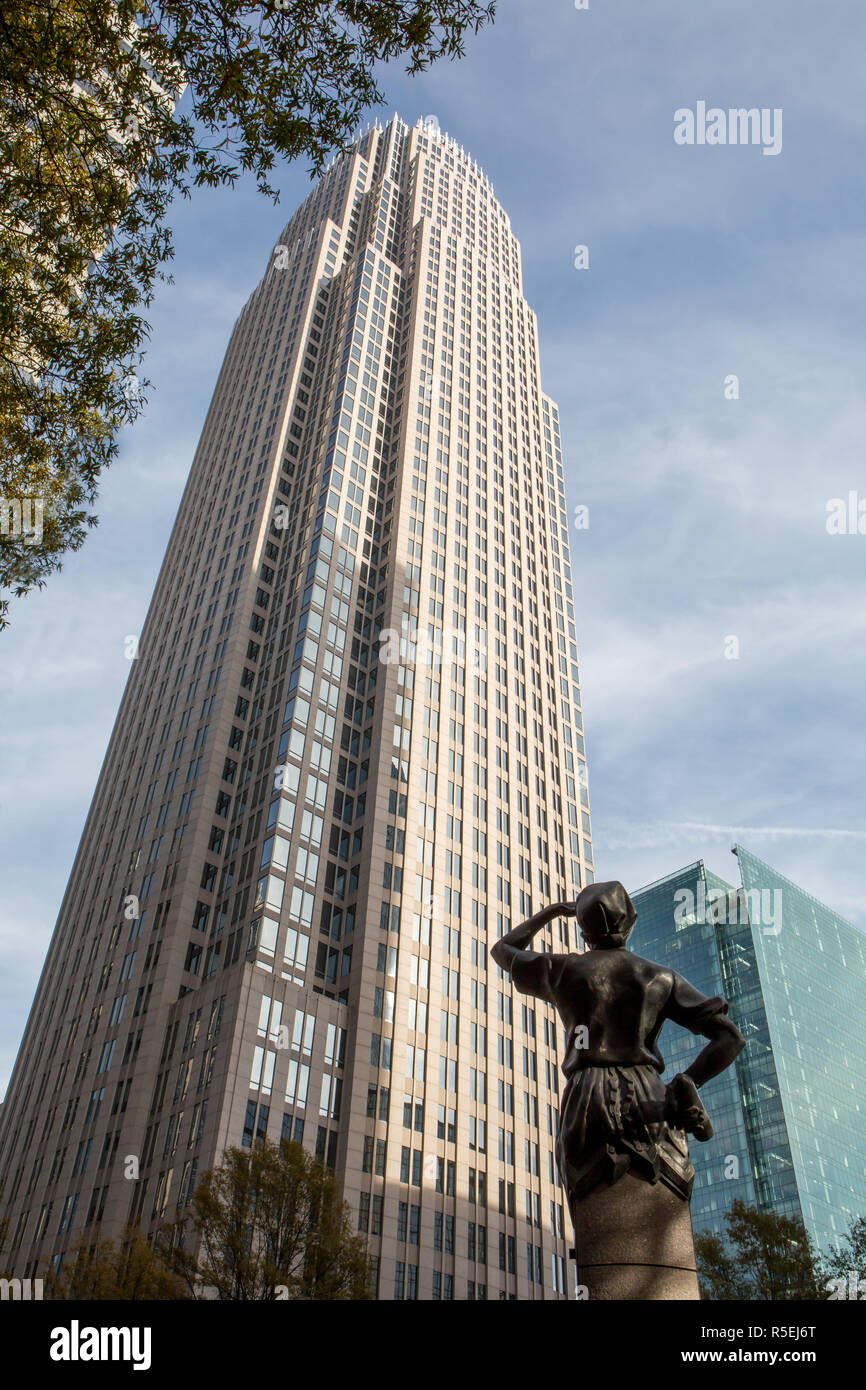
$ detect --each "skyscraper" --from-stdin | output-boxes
[631,847,866,1255]
[0,116,592,1300]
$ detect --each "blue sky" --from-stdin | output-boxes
[2,0,865,1091]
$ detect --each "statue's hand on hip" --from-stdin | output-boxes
[663,1072,714,1142]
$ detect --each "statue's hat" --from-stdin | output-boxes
[576,880,637,946]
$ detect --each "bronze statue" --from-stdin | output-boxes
[492,880,746,1298]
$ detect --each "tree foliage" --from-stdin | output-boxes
[48,1223,189,1299]
[0,0,495,625]
[165,1139,373,1299]
[823,1214,866,1295]
[695,1200,827,1300]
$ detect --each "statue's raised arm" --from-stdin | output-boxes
[490,899,576,976]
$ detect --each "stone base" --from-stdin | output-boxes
[570,1172,700,1301]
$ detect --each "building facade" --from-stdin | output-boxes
[629,860,759,1240]
[631,847,866,1255]
[0,116,592,1300]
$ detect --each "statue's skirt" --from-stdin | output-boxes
[556,1063,694,1208]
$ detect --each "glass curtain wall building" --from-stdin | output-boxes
[631,846,866,1254]
[629,861,758,1239]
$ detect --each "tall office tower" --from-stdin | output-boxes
[631,846,866,1254]
[0,116,593,1299]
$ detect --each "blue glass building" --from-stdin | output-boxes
[630,847,866,1255]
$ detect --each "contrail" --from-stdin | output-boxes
[599,820,866,845]
[672,821,866,841]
